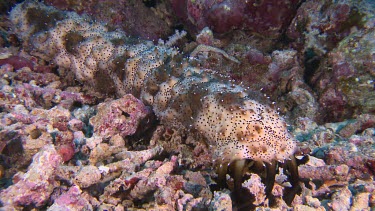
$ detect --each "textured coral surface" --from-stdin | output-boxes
[0,0,374,210]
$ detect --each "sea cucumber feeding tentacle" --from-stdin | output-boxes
[10,0,298,204]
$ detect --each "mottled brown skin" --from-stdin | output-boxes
[10,1,301,207]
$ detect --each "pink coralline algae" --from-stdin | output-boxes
[310,28,375,122]
[0,65,98,110]
[47,185,93,210]
[287,0,366,53]
[172,0,301,38]
[292,115,375,210]
[241,174,266,206]
[0,145,62,209]
[0,55,56,74]
[56,143,75,162]
[0,58,98,166]
[89,94,151,139]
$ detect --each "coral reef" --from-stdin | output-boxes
[171,0,301,39]
[310,29,375,122]
[292,115,375,210]
[0,0,374,210]
[287,0,368,53]
[43,0,176,41]
[0,41,152,209]
[10,1,298,199]
[284,0,375,122]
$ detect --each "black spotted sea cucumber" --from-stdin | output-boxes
[10,0,300,204]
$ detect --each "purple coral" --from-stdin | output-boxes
[172,0,301,38]
[309,29,375,122]
[287,0,365,52]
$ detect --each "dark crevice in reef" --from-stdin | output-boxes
[127,110,159,151]
[303,48,321,88]
[142,0,157,8]
[274,0,307,50]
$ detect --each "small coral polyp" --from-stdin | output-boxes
[11,0,298,204]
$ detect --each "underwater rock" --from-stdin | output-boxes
[47,185,93,211]
[284,0,375,123]
[172,0,301,38]
[89,94,151,139]
[338,114,375,138]
[351,192,371,211]
[68,118,84,131]
[74,165,102,188]
[209,190,232,211]
[242,174,266,206]
[0,56,34,71]
[328,187,352,211]
[128,156,176,200]
[0,62,97,111]
[287,0,368,53]
[0,145,62,209]
[310,28,375,122]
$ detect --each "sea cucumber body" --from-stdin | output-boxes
[10,1,296,164]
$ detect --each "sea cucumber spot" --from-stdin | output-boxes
[254,125,262,133]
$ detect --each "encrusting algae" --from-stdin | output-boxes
[10,0,300,206]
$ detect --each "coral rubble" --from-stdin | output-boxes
[0,145,62,209]
[89,94,151,139]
